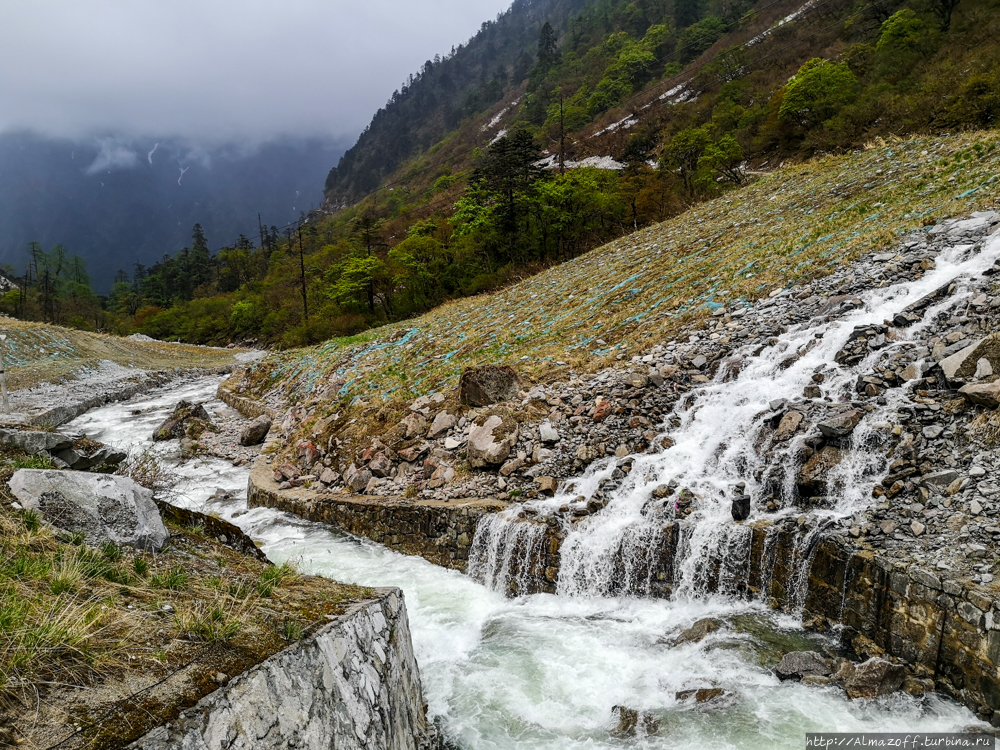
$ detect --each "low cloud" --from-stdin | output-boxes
[1,0,514,142]
[84,138,140,174]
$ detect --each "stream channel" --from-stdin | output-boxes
[63,377,984,748]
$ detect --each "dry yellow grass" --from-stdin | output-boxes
[0,319,241,390]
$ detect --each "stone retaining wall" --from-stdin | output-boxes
[248,460,505,570]
[129,588,432,750]
[216,381,280,420]
[507,518,1000,724]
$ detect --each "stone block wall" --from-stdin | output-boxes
[248,460,506,571]
[129,588,433,750]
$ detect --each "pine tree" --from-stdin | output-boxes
[674,0,702,28]
[537,22,560,74]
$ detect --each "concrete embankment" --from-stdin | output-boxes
[129,588,433,750]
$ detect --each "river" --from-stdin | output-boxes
[64,373,983,748]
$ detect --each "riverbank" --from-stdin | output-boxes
[0,357,433,748]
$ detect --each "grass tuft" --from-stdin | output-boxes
[149,568,188,591]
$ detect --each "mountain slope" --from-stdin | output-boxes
[240,130,1000,412]
[0,134,348,290]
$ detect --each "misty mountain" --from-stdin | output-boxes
[0,133,349,290]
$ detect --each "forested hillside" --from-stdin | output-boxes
[8,0,999,346]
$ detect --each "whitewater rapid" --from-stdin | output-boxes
[64,372,985,748]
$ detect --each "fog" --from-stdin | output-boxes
[0,0,514,142]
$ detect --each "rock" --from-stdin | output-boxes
[427,412,458,439]
[0,429,72,454]
[627,373,649,388]
[911,521,926,536]
[675,688,729,703]
[459,365,521,406]
[401,412,428,439]
[922,424,944,440]
[153,401,213,442]
[691,355,708,369]
[731,494,750,521]
[409,392,445,415]
[818,410,862,438]
[940,338,985,381]
[8,469,168,552]
[499,458,522,477]
[610,706,659,737]
[396,445,427,463]
[959,381,1000,409]
[922,470,959,489]
[538,422,560,444]
[593,398,612,423]
[900,363,921,381]
[467,416,512,468]
[536,476,558,495]
[902,677,934,697]
[239,415,272,446]
[879,520,896,535]
[295,440,321,466]
[843,658,906,700]
[347,469,373,493]
[797,446,845,496]
[369,452,393,478]
[675,618,721,645]
[54,445,127,471]
[775,651,832,681]
[975,358,994,379]
[774,411,804,441]
[319,468,340,485]
[276,462,300,481]
[801,675,832,687]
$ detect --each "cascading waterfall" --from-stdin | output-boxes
[472,237,1000,611]
[787,520,832,616]
[467,508,547,595]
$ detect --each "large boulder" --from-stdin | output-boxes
[796,446,845,496]
[775,651,832,681]
[239,415,272,446]
[467,416,513,468]
[843,658,906,699]
[459,365,521,407]
[817,410,862,438]
[959,381,1000,409]
[153,401,215,442]
[8,469,169,552]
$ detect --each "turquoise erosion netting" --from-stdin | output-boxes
[247,133,1000,408]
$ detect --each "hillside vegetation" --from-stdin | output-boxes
[6,0,1000,350]
[234,130,1000,414]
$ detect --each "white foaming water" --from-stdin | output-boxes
[61,236,998,747]
[554,237,1000,599]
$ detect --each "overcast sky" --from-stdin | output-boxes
[0,0,513,143]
